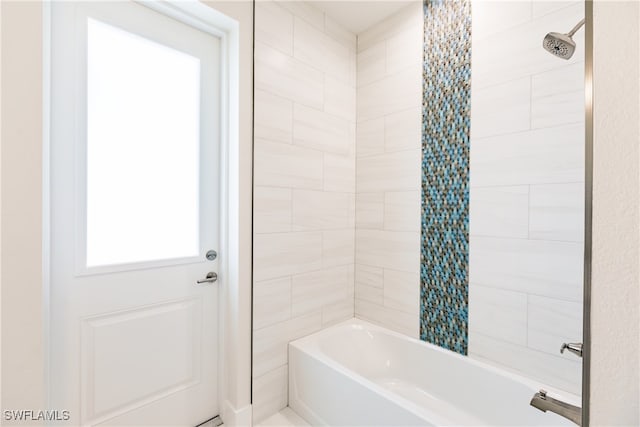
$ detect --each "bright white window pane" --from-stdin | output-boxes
[86,19,201,268]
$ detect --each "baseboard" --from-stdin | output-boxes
[221,400,252,427]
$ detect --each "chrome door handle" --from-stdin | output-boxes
[196,272,217,284]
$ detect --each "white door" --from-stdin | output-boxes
[50,2,221,425]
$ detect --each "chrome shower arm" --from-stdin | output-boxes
[567,18,585,37]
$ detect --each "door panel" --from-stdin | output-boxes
[50,2,221,425]
[82,298,202,421]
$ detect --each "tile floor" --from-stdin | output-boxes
[256,407,309,427]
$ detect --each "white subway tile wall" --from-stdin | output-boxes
[252,1,357,422]
[354,2,423,339]
[252,365,289,423]
[353,0,585,395]
[468,0,585,395]
[252,1,585,420]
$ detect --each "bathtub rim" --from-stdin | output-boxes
[289,317,582,414]
[289,323,461,426]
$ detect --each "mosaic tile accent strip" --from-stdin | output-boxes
[419,0,471,355]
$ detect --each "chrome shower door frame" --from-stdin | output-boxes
[582,0,594,426]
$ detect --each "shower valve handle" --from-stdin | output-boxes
[560,342,583,358]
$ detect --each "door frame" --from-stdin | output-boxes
[42,0,247,423]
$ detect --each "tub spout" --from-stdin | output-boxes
[530,390,581,426]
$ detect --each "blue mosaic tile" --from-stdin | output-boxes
[419,0,471,355]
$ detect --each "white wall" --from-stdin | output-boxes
[354,1,423,338]
[590,1,640,425]
[251,1,357,422]
[467,0,585,395]
[1,2,45,420]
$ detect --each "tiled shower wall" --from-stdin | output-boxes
[253,0,585,419]
[468,0,585,395]
[354,3,424,338]
[252,1,357,422]
[352,0,585,395]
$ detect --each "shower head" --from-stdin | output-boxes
[543,18,585,60]
[543,32,576,59]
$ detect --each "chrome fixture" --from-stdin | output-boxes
[530,390,582,426]
[196,272,218,284]
[543,18,585,59]
[206,249,218,261]
[561,342,583,358]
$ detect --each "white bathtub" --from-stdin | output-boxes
[289,319,579,426]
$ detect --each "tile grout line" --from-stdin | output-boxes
[529,75,533,130]
[527,184,532,239]
[525,293,529,347]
